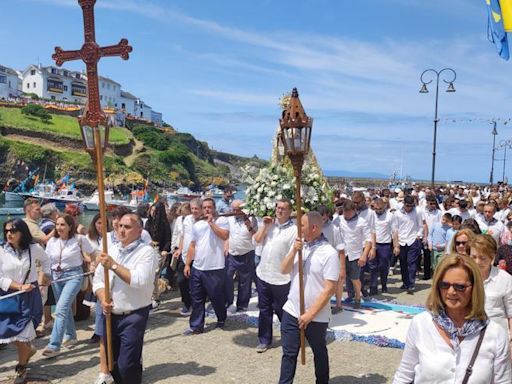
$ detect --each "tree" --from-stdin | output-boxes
[21,104,52,123]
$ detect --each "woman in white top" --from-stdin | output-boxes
[394,254,511,383]
[469,234,512,335]
[42,214,95,358]
[0,219,50,383]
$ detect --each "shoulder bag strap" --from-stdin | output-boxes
[461,325,487,384]
[22,247,32,284]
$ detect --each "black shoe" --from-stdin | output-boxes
[88,333,100,344]
[381,286,388,293]
[422,275,431,280]
[407,287,415,295]
[216,321,225,329]
[369,287,378,296]
[399,284,407,290]
[361,288,369,298]
[183,328,203,336]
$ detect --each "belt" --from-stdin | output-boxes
[376,242,391,245]
[112,310,135,316]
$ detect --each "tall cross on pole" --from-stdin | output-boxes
[51,0,133,371]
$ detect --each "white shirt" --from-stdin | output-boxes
[171,216,184,250]
[256,220,297,285]
[322,221,338,248]
[335,214,371,261]
[448,208,474,222]
[93,241,158,314]
[283,239,340,323]
[0,243,49,291]
[393,311,512,384]
[475,216,505,243]
[228,216,257,255]
[484,267,512,333]
[423,208,442,234]
[358,207,376,234]
[393,208,424,246]
[181,215,196,262]
[375,210,394,244]
[141,229,152,245]
[191,217,229,271]
[46,235,95,271]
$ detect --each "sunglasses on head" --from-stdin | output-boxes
[438,281,471,292]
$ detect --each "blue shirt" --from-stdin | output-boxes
[428,222,450,250]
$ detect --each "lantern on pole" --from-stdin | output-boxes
[279,87,312,365]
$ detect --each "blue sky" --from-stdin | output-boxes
[2,0,512,183]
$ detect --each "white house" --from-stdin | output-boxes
[20,64,87,103]
[99,76,121,108]
[119,90,137,116]
[0,65,22,99]
[151,110,163,127]
[134,99,152,121]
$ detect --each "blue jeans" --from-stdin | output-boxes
[279,311,329,384]
[48,266,83,351]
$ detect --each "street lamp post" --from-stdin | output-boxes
[490,122,498,185]
[279,88,312,366]
[51,0,132,371]
[497,138,512,183]
[419,68,457,187]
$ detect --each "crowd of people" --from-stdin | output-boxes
[0,183,512,383]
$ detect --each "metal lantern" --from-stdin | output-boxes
[279,88,312,160]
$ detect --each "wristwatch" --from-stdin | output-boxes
[111,263,119,271]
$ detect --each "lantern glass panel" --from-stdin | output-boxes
[98,125,107,150]
[82,125,95,149]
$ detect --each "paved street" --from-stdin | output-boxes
[0,274,431,384]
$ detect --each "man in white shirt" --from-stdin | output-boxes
[448,199,474,222]
[173,199,202,316]
[373,198,395,293]
[421,195,442,280]
[393,196,426,294]
[94,213,159,384]
[336,199,371,308]
[476,203,505,243]
[184,198,229,335]
[225,200,257,312]
[279,212,339,384]
[253,199,296,353]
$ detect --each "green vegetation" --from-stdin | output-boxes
[0,106,131,144]
[21,104,52,123]
[132,124,171,150]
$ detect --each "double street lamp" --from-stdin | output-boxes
[419,68,457,187]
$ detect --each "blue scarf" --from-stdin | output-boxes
[277,219,294,230]
[432,309,488,349]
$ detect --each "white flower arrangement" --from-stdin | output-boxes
[244,161,333,217]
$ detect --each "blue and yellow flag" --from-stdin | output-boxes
[486,0,510,60]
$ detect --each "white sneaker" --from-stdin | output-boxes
[62,338,78,349]
[94,373,114,384]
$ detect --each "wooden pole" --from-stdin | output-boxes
[293,164,306,365]
[94,127,114,371]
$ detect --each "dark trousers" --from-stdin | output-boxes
[107,306,150,384]
[422,247,432,279]
[256,276,290,346]
[399,239,421,289]
[225,250,255,309]
[279,311,329,384]
[189,267,226,331]
[376,243,392,289]
[176,258,192,309]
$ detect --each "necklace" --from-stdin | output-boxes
[56,238,70,271]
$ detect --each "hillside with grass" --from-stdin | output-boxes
[0,105,265,193]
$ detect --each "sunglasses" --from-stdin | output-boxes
[455,241,467,246]
[4,228,19,234]
[438,281,471,292]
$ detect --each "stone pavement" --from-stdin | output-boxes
[0,272,431,384]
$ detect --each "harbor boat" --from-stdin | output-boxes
[205,186,225,198]
[3,191,25,202]
[24,183,84,211]
[0,207,24,216]
[166,186,202,200]
[84,190,130,211]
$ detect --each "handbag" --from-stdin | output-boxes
[461,325,487,384]
[0,247,32,315]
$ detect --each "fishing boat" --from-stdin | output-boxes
[167,186,202,200]
[84,190,130,211]
[0,207,24,216]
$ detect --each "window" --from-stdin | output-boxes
[26,83,30,89]
[33,82,36,88]
[51,96,55,100]
[100,95,103,100]
[51,68,57,74]
[63,85,68,91]
[30,70,36,75]
[0,75,6,84]
[121,103,126,109]
[47,79,63,93]
[63,71,68,77]
[101,82,105,88]
[75,73,81,79]
[107,84,111,90]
